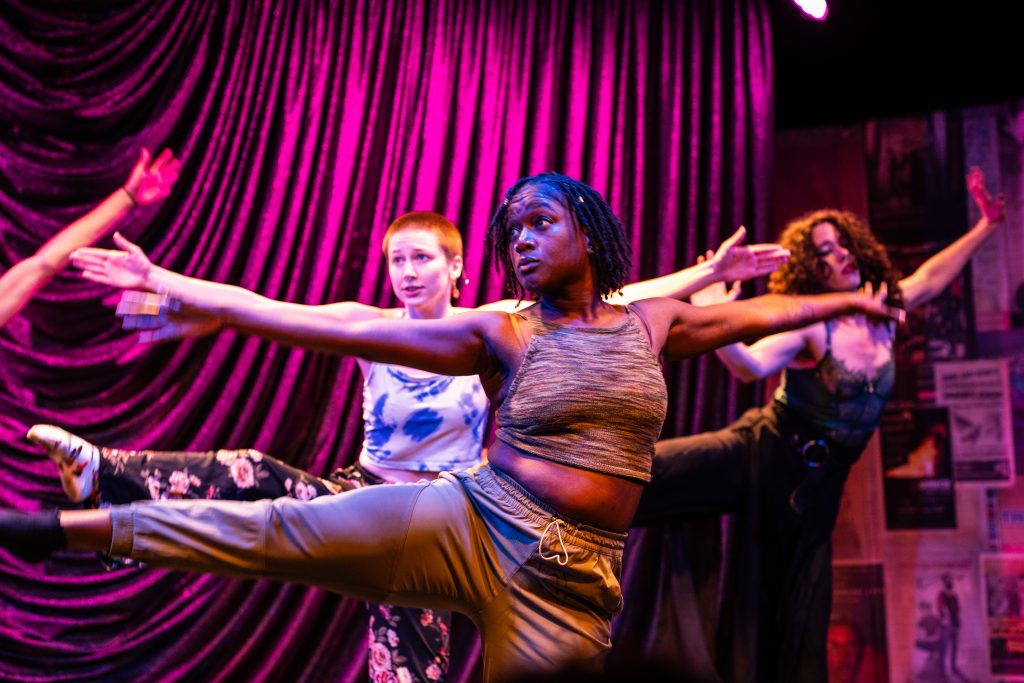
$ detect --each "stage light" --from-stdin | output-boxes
[792,0,828,21]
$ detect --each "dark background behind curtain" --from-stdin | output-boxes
[0,1,772,680]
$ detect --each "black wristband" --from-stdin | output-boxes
[122,185,139,207]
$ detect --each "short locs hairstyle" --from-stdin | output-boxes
[382,211,463,261]
[768,208,904,308]
[485,172,632,300]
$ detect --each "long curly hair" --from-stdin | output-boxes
[768,209,904,307]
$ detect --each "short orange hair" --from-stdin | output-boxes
[381,211,463,261]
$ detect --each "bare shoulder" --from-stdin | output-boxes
[421,308,519,338]
[463,309,529,359]
[467,308,521,337]
[626,297,691,350]
[628,296,691,327]
[444,309,525,383]
[627,296,687,315]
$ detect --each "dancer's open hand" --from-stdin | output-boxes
[966,166,1005,224]
[707,226,790,283]
[72,233,153,290]
[853,281,905,324]
[123,148,181,206]
[691,252,742,306]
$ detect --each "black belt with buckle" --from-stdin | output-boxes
[771,401,856,514]
[798,437,829,468]
[789,435,832,514]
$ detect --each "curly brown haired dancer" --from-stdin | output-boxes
[633,167,1005,683]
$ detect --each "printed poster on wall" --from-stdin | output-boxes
[830,562,890,683]
[881,405,957,530]
[981,553,1024,681]
[887,554,988,683]
[934,359,1016,486]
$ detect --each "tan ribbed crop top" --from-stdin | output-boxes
[495,306,668,483]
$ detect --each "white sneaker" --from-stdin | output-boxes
[27,425,99,503]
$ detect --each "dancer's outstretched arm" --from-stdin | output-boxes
[0,149,180,328]
[116,274,864,381]
[74,232,390,342]
[899,166,1005,310]
[110,281,508,376]
[613,225,789,302]
[74,226,788,342]
[684,273,810,382]
[212,304,507,377]
[641,283,903,362]
[2,304,510,560]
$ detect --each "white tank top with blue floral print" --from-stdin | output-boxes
[358,362,488,472]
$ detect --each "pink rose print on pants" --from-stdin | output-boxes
[370,642,393,672]
[229,458,255,488]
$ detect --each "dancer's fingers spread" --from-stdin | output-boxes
[71,247,110,261]
[151,148,174,169]
[79,270,109,284]
[71,252,106,270]
[721,225,746,249]
[112,232,143,253]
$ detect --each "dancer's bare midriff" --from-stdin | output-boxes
[488,440,643,533]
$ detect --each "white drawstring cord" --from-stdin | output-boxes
[539,519,569,566]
